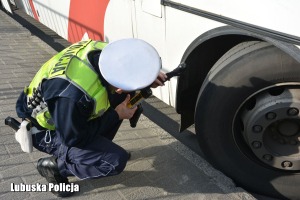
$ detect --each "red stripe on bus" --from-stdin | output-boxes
[29,0,39,21]
[68,0,109,43]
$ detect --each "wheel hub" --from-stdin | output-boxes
[277,120,299,136]
[241,87,300,170]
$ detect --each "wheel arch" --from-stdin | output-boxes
[177,25,300,132]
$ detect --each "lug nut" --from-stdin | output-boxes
[287,108,299,116]
[252,125,263,133]
[266,112,276,120]
[263,154,273,161]
[282,161,293,168]
[252,141,262,149]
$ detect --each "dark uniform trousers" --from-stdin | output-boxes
[17,52,133,180]
[32,120,128,180]
[15,70,134,179]
[30,90,132,180]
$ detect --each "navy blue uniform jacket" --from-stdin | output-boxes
[16,52,125,148]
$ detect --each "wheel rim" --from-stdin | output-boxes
[236,85,300,171]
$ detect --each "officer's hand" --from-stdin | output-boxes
[151,71,167,88]
[115,94,138,120]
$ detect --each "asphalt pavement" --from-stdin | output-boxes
[0,7,257,200]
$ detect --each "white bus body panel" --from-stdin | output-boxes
[13,0,300,107]
[14,0,70,39]
[164,7,225,106]
[104,0,133,42]
[33,0,70,40]
[171,0,300,37]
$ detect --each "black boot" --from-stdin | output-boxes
[37,156,74,197]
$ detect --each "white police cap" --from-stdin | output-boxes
[98,38,161,91]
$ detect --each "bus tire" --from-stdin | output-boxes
[195,41,300,200]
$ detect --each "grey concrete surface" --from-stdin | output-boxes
[0,8,256,200]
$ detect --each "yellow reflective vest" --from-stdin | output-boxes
[24,40,110,130]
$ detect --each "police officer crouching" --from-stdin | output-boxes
[15,38,167,197]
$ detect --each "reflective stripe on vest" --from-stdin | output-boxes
[25,40,110,130]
